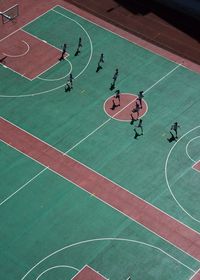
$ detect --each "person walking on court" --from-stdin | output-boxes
[69,73,74,88]
[65,81,72,92]
[133,128,141,139]
[78,37,82,48]
[136,119,143,135]
[113,68,119,83]
[74,37,82,56]
[110,99,119,110]
[130,113,136,125]
[132,101,140,119]
[59,43,67,61]
[99,53,104,63]
[96,53,104,73]
[96,61,103,73]
[167,131,177,142]
[115,89,121,105]
[170,122,180,138]
[137,90,144,108]
[110,68,119,90]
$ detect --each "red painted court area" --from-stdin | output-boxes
[104,93,147,121]
[0,116,200,262]
[0,29,62,79]
[193,161,200,172]
[73,266,107,280]
[193,272,200,280]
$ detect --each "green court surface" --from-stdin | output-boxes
[0,5,200,280]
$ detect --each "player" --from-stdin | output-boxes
[113,68,119,82]
[132,101,140,119]
[59,43,67,61]
[99,53,104,63]
[137,90,144,108]
[136,119,143,135]
[0,56,7,64]
[65,81,72,92]
[115,89,121,105]
[170,122,180,138]
[74,37,82,56]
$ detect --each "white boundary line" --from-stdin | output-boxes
[20,237,196,280]
[189,268,200,280]
[1,62,32,81]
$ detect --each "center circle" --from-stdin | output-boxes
[104,93,148,122]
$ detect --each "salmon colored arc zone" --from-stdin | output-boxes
[104,93,147,121]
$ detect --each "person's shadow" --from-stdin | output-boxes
[167,132,177,143]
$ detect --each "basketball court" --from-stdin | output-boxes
[0,1,200,279]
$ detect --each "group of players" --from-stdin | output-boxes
[59,39,180,141]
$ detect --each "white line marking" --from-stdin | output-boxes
[0,168,47,206]
[20,237,196,280]
[37,58,72,81]
[185,136,200,163]
[3,40,30,58]
[189,267,200,280]
[22,29,62,52]
[36,265,79,280]
[0,63,32,81]
[86,265,108,280]
[71,265,87,280]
